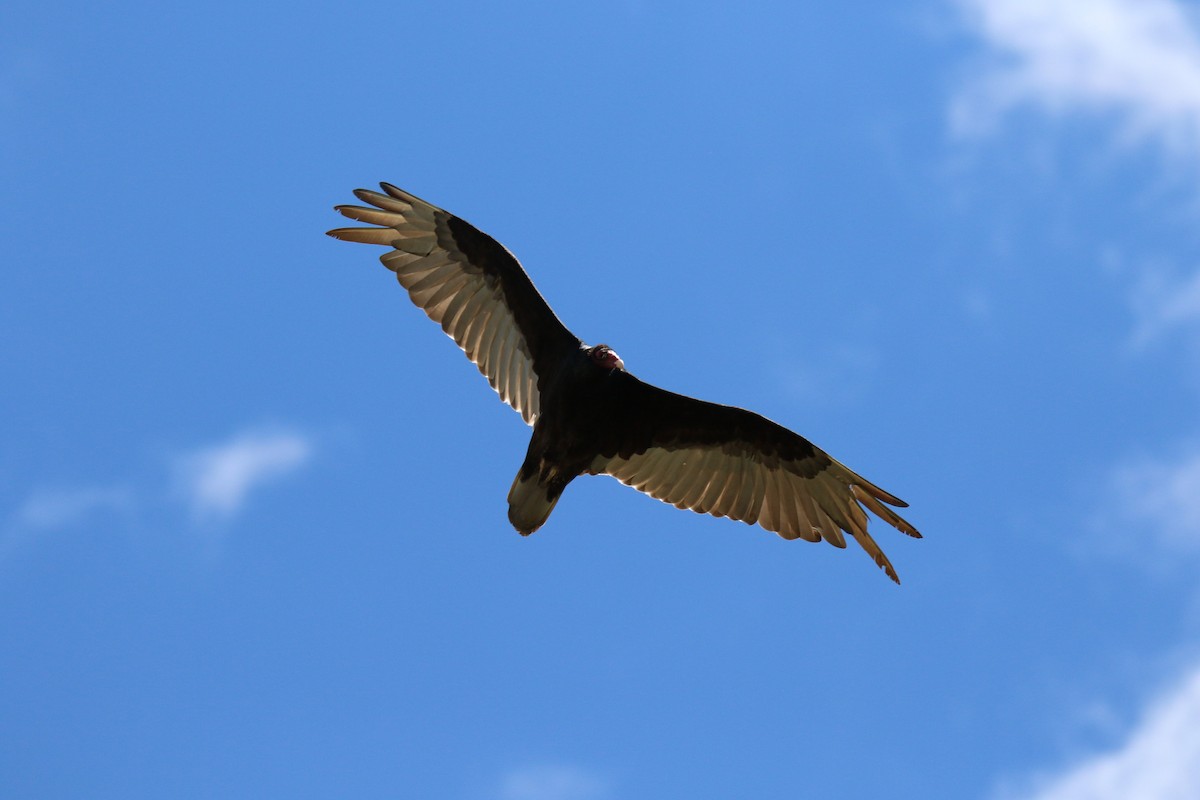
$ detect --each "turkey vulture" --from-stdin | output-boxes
[328,184,920,582]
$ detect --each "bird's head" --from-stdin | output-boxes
[587,343,625,372]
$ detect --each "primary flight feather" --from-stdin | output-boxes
[328,183,921,582]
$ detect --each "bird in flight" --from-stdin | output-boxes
[328,184,920,582]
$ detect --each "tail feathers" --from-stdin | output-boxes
[507,472,561,535]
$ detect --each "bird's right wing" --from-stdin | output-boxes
[588,374,920,583]
[328,183,580,425]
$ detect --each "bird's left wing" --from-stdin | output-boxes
[587,374,920,583]
[328,183,580,425]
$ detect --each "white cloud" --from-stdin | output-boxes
[953,0,1200,155]
[775,340,879,406]
[175,429,312,519]
[1110,447,1200,555]
[1130,265,1200,345]
[997,662,1200,800]
[499,765,608,800]
[16,487,131,529]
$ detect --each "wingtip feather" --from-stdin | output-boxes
[856,528,901,584]
[381,182,423,204]
[850,484,922,539]
[326,226,399,245]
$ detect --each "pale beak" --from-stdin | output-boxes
[608,352,625,371]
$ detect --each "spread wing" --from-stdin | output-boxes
[328,183,580,425]
[588,374,920,583]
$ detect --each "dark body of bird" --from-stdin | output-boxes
[329,183,920,582]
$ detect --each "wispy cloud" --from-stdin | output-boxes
[3,426,315,561]
[15,486,132,530]
[996,661,1200,800]
[499,764,608,800]
[1109,446,1200,556]
[775,340,879,406]
[174,429,312,520]
[1129,264,1200,346]
[953,0,1200,155]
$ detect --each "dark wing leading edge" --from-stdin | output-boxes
[587,373,920,583]
[328,183,580,425]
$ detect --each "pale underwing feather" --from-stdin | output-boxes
[330,185,564,425]
[591,439,913,582]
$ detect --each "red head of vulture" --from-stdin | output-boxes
[328,184,921,582]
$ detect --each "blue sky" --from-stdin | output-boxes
[4,1,1200,797]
